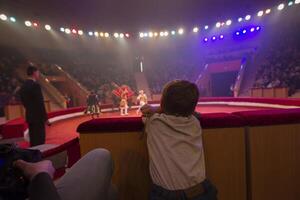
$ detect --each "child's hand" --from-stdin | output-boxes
[141,104,156,117]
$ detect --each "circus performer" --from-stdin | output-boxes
[85,91,101,118]
[111,82,134,116]
[136,90,148,114]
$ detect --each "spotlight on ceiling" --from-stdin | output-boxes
[78,30,83,35]
[203,37,208,42]
[193,27,199,33]
[100,32,104,37]
[204,25,209,30]
[60,27,65,32]
[265,9,271,14]
[164,31,169,36]
[0,14,7,21]
[235,31,240,36]
[250,27,255,32]
[277,3,285,10]
[178,28,184,35]
[238,17,243,22]
[171,30,176,35]
[226,20,232,26]
[94,31,99,37]
[257,10,264,17]
[120,33,124,38]
[65,28,71,34]
[25,21,32,27]
[219,34,224,39]
[114,33,119,38]
[295,0,300,5]
[45,24,51,31]
[216,22,221,28]
[104,32,109,37]
[245,15,251,21]
[88,31,93,36]
[148,32,153,38]
[72,29,77,34]
[288,1,294,6]
[139,32,144,38]
[33,22,38,27]
[10,17,16,22]
[125,33,130,38]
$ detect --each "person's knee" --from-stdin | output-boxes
[87,148,113,169]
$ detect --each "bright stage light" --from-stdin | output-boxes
[164,31,169,36]
[171,31,176,35]
[104,32,109,37]
[288,1,294,6]
[211,36,216,41]
[78,30,83,35]
[0,14,7,21]
[250,27,255,32]
[216,22,221,28]
[204,25,209,30]
[219,35,224,39]
[60,27,65,32]
[10,17,16,22]
[203,37,208,42]
[257,10,264,17]
[139,33,144,38]
[100,32,104,37]
[256,26,261,31]
[72,29,77,34]
[160,32,164,37]
[88,31,93,36]
[193,27,199,33]
[125,33,130,38]
[178,28,184,35]
[154,32,158,37]
[295,0,300,5]
[242,29,247,34]
[65,28,71,34]
[33,22,38,27]
[238,17,243,22]
[265,9,271,14]
[277,3,285,10]
[144,33,148,37]
[45,24,51,31]
[235,31,240,36]
[226,20,232,26]
[25,21,32,27]
[148,32,153,37]
[245,15,251,21]
[120,33,124,38]
[114,33,119,38]
[94,31,99,37]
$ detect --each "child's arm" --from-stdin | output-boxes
[141,104,161,118]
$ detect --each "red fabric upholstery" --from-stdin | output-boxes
[200,113,246,129]
[233,108,300,126]
[77,117,144,133]
[199,97,300,106]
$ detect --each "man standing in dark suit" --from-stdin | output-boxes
[19,66,48,147]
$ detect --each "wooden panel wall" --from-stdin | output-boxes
[80,127,247,200]
[247,124,300,200]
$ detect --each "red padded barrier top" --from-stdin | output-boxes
[233,108,300,126]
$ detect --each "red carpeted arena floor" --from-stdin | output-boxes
[17,105,271,148]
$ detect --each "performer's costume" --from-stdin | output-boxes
[136,90,147,114]
[112,84,134,116]
[85,93,100,118]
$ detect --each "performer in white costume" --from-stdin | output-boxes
[136,90,147,114]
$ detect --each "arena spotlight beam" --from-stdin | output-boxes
[104,32,109,37]
[204,25,209,30]
[238,17,243,22]
[296,0,300,4]
[0,14,7,21]
[171,31,176,35]
[193,27,199,33]
[88,31,93,36]
[164,31,169,36]
[277,3,285,10]
[159,31,164,37]
[60,27,65,32]
[148,32,153,37]
[120,33,124,38]
[94,31,99,37]
[139,33,144,38]
[100,32,104,37]
[114,33,119,38]
[288,1,293,6]
[216,22,221,28]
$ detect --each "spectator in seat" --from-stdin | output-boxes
[141,80,217,200]
[14,149,117,200]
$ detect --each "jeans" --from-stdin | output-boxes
[55,149,117,200]
[150,180,217,200]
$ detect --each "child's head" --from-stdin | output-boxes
[161,80,199,117]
